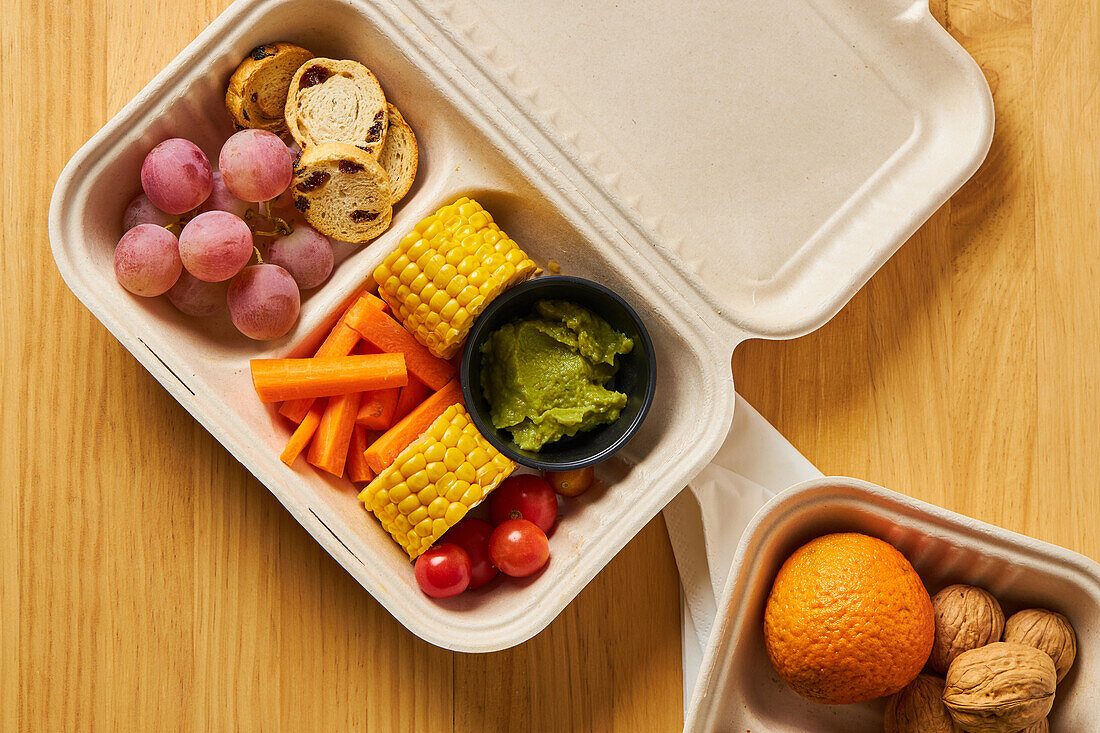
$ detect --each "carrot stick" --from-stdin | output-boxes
[347,425,377,483]
[251,353,408,403]
[279,402,325,467]
[345,295,456,391]
[364,379,464,474]
[356,388,400,430]
[279,294,371,422]
[307,391,362,477]
[393,375,431,424]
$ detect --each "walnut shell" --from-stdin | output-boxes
[931,585,1006,673]
[1019,718,1049,733]
[943,642,1055,733]
[1004,608,1077,682]
[884,674,961,733]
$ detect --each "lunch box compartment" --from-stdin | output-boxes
[50,0,735,652]
[51,0,993,650]
[684,477,1100,731]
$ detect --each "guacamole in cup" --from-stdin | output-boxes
[479,300,634,451]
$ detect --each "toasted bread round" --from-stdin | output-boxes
[378,104,418,205]
[225,42,314,137]
[292,143,393,243]
[285,59,388,156]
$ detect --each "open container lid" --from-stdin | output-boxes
[410,0,993,340]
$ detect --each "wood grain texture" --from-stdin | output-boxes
[4,0,1098,731]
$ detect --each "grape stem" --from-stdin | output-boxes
[244,201,293,237]
[252,246,265,265]
[262,200,294,236]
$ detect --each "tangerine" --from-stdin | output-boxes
[763,532,934,705]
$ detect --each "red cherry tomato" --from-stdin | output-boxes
[443,518,498,590]
[489,519,550,577]
[489,474,558,532]
[414,543,471,599]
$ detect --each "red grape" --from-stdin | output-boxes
[489,474,558,532]
[178,210,253,282]
[443,518,497,590]
[113,224,182,297]
[141,138,213,215]
[167,271,229,317]
[122,193,174,231]
[488,519,550,578]
[198,171,250,220]
[219,129,293,203]
[414,543,471,599]
[227,264,300,340]
[266,225,334,290]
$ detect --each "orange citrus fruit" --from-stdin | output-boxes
[763,532,934,705]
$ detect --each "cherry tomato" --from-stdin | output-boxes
[545,466,595,497]
[489,474,558,532]
[443,518,497,590]
[489,518,550,577]
[414,543,471,599]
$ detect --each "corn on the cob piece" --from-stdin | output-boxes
[359,403,515,559]
[373,197,538,360]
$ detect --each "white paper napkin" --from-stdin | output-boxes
[663,395,821,712]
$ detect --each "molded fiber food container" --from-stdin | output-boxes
[48,0,993,651]
[685,477,1100,731]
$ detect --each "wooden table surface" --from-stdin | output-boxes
[4,0,1098,730]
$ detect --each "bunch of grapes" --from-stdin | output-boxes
[114,130,336,340]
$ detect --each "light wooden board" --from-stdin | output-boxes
[3,0,1098,730]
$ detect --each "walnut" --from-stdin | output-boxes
[943,642,1056,733]
[1004,608,1077,682]
[1020,718,1049,733]
[884,674,961,733]
[931,584,1005,673]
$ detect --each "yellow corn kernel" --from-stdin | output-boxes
[425,461,447,483]
[445,482,466,502]
[357,403,516,559]
[444,504,467,525]
[372,196,539,359]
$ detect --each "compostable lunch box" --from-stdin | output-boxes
[684,477,1100,731]
[48,0,992,651]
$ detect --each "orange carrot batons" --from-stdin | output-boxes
[356,388,400,431]
[345,295,456,391]
[393,375,431,424]
[279,293,370,421]
[363,379,464,474]
[251,353,408,403]
[307,391,362,477]
[280,402,325,467]
[347,425,377,483]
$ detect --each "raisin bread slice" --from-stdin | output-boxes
[225,42,314,137]
[285,59,388,156]
[378,104,418,205]
[292,143,393,243]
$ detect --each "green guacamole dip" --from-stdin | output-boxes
[480,300,634,451]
